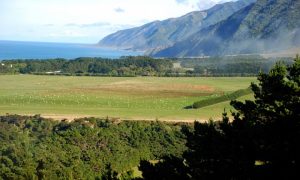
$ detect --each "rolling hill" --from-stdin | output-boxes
[98,0,256,51]
[153,0,300,57]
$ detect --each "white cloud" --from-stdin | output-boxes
[0,0,233,43]
[65,22,111,28]
[114,7,125,13]
[175,0,189,4]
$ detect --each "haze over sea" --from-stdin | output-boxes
[0,41,141,60]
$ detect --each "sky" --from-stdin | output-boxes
[0,0,233,44]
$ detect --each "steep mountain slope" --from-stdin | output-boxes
[154,0,300,57]
[98,0,256,51]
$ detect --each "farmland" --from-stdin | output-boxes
[0,75,256,121]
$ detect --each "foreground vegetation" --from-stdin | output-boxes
[0,115,188,179]
[0,76,255,120]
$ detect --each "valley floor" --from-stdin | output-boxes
[0,75,255,121]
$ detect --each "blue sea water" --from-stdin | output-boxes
[0,41,141,60]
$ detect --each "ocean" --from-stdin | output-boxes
[0,41,141,60]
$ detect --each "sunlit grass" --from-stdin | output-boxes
[0,75,256,120]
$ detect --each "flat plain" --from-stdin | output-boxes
[0,75,256,121]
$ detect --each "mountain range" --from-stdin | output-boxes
[98,0,256,51]
[99,0,300,57]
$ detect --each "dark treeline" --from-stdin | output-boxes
[0,56,173,76]
[1,55,294,77]
[179,55,294,76]
[190,87,252,109]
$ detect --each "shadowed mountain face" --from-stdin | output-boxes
[154,0,300,57]
[98,0,256,51]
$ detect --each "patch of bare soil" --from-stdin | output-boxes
[73,81,216,97]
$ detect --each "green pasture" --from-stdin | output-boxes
[0,75,256,120]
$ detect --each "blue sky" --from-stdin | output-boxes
[0,0,232,44]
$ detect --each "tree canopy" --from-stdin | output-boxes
[0,115,188,179]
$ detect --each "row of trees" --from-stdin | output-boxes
[0,56,173,76]
[1,55,294,77]
[181,55,294,76]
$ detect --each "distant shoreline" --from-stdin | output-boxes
[0,40,141,60]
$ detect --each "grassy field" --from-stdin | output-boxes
[0,75,256,121]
